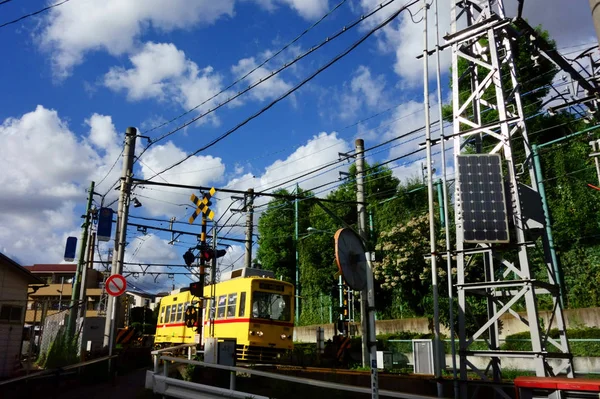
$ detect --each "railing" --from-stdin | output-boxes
[147,348,441,399]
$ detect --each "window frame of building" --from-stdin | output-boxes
[0,304,24,324]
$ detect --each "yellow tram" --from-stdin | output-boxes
[155,268,294,361]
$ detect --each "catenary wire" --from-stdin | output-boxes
[0,0,73,29]
[142,0,349,136]
[144,1,419,181]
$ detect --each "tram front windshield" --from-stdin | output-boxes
[251,291,291,321]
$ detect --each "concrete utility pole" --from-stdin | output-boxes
[421,2,443,394]
[355,139,369,366]
[590,0,600,46]
[244,189,254,269]
[355,138,379,399]
[103,128,137,350]
[67,180,95,339]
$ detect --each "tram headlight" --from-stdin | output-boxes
[257,331,264,337]
[249,330,254,335]
[280,334,287,340]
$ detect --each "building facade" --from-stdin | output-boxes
[0,253,43,378]
[23,264,105,325]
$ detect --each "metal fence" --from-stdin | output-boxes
[0,298,88,379]
[147,345,439,399]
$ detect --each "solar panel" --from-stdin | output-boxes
[457,154,509,243]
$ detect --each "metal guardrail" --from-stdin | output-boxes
[147,349,442,399]
[0,355,118,387]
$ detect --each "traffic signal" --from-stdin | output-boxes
[200,248,227,261]
[183,250,195,266]
[189,281,203,297]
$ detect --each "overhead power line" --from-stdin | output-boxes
[137,0,409,166]
[145,0,419,181]
[142,0,349,136]
[0,0,73,29]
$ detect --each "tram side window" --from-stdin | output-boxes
[239,292,246,317]
[176,303,183,321]
[165,306,171,323]
[227,293,237,318]
[217,295,227,318]
[160,306,165,323]
[170,304,177,322]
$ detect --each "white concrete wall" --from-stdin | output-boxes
[0,266,29,377]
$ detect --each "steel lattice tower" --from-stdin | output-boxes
[447,0,574,392]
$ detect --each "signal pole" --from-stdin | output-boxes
[244,189,254,269]
[67,180,95,339]
[355,139,369,368]
[103,128,137,351]
[355,138,379,399]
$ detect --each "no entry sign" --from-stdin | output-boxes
[105,274,127,297]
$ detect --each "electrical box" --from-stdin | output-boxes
[204,337,236,366]
[316,327,325,354]
[412,339,434,375]
[376,351,392,370]
[204,337,218,364]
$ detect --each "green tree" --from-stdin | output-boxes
[255,188,314,283]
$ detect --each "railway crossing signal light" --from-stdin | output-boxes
[200,248,227,261]
[183,250,195,266]
[184,306,198,328]
[189,281,203,297]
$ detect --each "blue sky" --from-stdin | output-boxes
[0,0,597,293]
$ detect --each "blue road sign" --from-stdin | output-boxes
[64,236,77,262]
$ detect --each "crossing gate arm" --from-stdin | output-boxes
[514,376,600,399]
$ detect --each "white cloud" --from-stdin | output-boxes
[251,0,329,20]
[339,65,388,120]
[104,42,189,101]
[231,56,293,102]
[356,0,451,84]
[0,106,124,264]
[104,42,225,125]
[38,0,236,78]
[213,132,351,241]
[120,234,181,290]
[504,0,597,49]
[38,0,331,78]
[136,141,226,217]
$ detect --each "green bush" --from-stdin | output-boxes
[38,328,78,369]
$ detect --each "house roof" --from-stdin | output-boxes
[23,264,77,273]
[0,253,44,284]
[29,285,103,297]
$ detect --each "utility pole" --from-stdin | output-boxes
[294,183,300,324]
[590,139,600,185]
[79,230,96,318]
[356,138,379,399]
[590,0,600,47]
[355,139,369,368]
[244,189,254,269]
[210,222,218,337]
[422,3,443,395]
[104,128,137,355]
[67,180,95,339]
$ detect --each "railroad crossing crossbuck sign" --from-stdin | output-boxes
[189,187,216,223]
[105,274,127,297]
